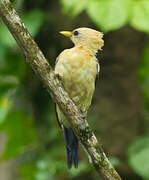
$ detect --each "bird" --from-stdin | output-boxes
[54,27,104,169]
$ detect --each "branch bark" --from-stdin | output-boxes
[0,1,122,179]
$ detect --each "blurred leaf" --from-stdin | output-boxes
[13,0,24,10]
[22,9,45,37]
[0,97,12,125]
[0,9,44,48]
[68,162,90,177]
[0,78,19,101]
[0,24,17,48]
[130,0,149,33]
[1,111,36,159]
[128,135,149,179]
[0,75,19,87]
[19,162,37,180]
[109,157,121,167]
[0,46,16,96]
[139,41,149,83]
[61,0,89,17]
[0,45,7,63]
[0,51,27,80]
[138,40,149,120]
[87,0,131,32]
[60,0,149,33]
[35,155,91,180]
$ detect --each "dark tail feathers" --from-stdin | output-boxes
[64,126,78,169]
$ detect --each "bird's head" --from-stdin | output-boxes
[60,27,104,54]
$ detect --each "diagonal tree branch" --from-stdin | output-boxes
[0,1,122,179]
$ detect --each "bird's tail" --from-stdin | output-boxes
[63,126,78,169]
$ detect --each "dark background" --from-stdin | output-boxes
[0,0,149,179]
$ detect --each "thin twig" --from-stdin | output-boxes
[0,1,122,179]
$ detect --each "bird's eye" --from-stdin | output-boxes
[73,31,79,36]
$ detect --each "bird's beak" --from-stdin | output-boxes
[60,31,71,37]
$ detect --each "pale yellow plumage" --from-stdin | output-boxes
[55,45,97,127]
[55,27,104,168]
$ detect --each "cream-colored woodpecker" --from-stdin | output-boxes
[54,27,104,169]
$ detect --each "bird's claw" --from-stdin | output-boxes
[80,110,87,119]
[55,73,62,81]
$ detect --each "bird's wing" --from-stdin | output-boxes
[95,59,100,86]
[55,56,59,65]
[96,59,100,75]
[54,56,63,129]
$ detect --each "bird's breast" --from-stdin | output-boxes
[55,47,97,112]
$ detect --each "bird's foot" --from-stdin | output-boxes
[80,110,87,119]
[55,73,62,81]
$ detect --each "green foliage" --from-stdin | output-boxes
[61,0,149,32]
[0,10,44,48]
[1,111,36,159]
[60,0,88,17]
[0,25,17,48]
[22,10,45,37]
[0,96,12,124]
[109,157,121,167]
[130,1,149,33]
[19,162,37,180]
[139,40,149,120]
[128,136,149,179]
[87,0,131,32]
[34,155,90,180]
[129,41,149,178]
